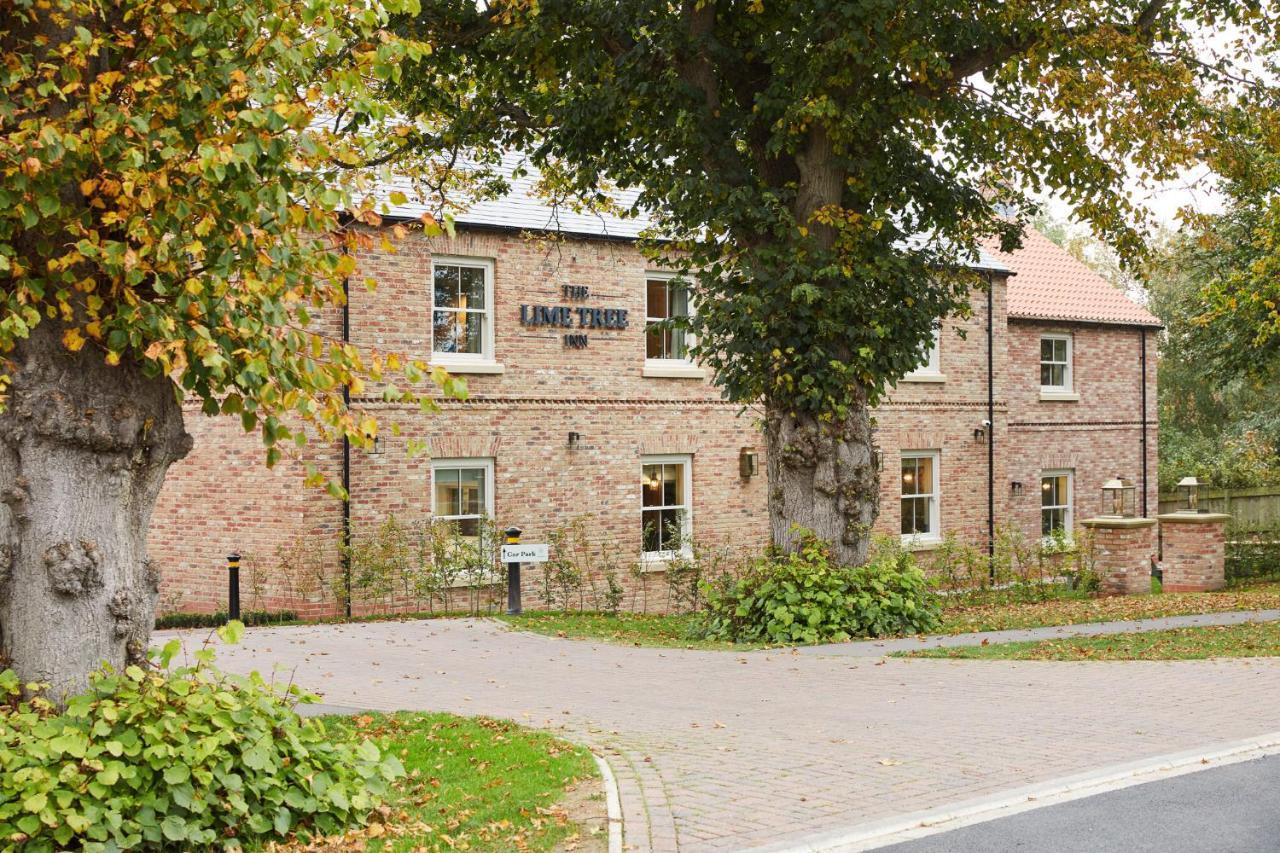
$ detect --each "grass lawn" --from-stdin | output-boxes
[496,611,771,650]
[937,581,1280,634]
[498,581,1280,650]
[898,619,1280,661]
[303,712,603,852]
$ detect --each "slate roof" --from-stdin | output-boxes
[986,227,1161,328]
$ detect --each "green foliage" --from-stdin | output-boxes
[403,1,1272,420]
[696,530,940,645]
[1226,529,1280,584]
[0,0,463,474]
[153,609,297,630]
[0,632,403,851]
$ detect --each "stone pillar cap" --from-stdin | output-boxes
[1080,516,1158,529]
[1156,512,1231,523]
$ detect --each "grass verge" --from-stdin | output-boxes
[897,619,1280,661]
[497,611,770,650]
[302,711,602,852]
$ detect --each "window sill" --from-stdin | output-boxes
[901,373,947,384]
[643,362,706,380]
[901,537,944,552]
[430,361,506,375]
[1039,390,1079,402]
[638,552,691,572]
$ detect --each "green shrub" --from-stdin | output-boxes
[0,625,403,851]
[153,609,297,630]
[1226,529,1280,582]
[694,530,941,644]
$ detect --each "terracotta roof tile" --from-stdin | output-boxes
[988,228,1161,328]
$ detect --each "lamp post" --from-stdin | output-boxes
[1177,476,1202,513]
[505,526,523,615]
[226,552,241,622]
[1101,478,1137,519]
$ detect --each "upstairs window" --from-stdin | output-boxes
[646,276,691,362]
[1040,334,1073,392]
[905,325,942,379]
[901,451,940,543]
[432,258,494,361]
[1041,470,1073,537]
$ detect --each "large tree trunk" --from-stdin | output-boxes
[0,322,192,699]
[764,396,880,566]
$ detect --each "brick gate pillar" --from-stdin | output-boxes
[1156,513,1231,592]
[1080,517,1157,596]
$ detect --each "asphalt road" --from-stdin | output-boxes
[880,754,1280,853]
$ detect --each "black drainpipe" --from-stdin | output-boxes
[340,245,353,619]
[987,273,996,570]
[1140,327,1148,519]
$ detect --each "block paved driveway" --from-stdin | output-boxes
[174,619,1280,852]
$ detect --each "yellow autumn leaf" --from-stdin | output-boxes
[62,328,86,352]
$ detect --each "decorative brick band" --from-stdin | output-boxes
[1010,420,1152,428]
[428,435,504,459]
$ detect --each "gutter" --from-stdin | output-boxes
[1140,328,1149,518]
[987,273,996,571]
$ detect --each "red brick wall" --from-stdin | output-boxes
[148,226,1159,616]
[1159,517,1227,592]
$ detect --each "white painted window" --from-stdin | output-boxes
[431,256,495,363]
[901,451,941,543]
[431,458,494,539]
[905,325,942,379]
[641,454,692,558]
[645,274,692,362]
[1040,334,1073,392]
[1041,470,1073,537]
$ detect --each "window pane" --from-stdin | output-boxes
[1042,508,1064,536]
[642,509,662,552]
[459,467,485,515]
[660,508,683,550]
[434,265,460,309]
[459,266,486,309]
[670,327,687,360]
[670,283,689,319]
[1053,339,1067,361]
[433,310,459,353]
[434,468,461,516]
[646,326,669,359]
[901,458,917,496]
[461,311,484,355]
[1041,338,1054,361]
[901,496,916,535]
[903,497,931,535]
[915,456,933,496]
[455,517,481,538]
[642,465,663,507]
[647,280,668,319]
[662,463,683,506]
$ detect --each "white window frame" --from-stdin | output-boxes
[1040,469,1074,540]
[643,272,705,378]
[640,453,693,562]
[1039,333,1074,395]
[900,450,941,545]
[430,255,498,370]
[904,325,944,382]
[429,457,495,527]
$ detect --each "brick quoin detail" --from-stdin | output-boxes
[148,226,1159,616]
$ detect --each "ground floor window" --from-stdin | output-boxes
[1041,469,1073,537]
[642,455,691,557]
[901,451,940,543]
[431,458,494,538]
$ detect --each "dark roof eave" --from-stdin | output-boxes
[1008,313,1163,330]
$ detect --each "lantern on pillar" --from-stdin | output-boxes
[1101,478,1137,519]
[1176,476,1202,513]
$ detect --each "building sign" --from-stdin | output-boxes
[518,285,629,349]
[501,544,549,563]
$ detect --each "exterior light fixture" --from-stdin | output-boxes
[1010,481,1023,496]
[1101,477,1137,519]
[973,426,986,444]
[365,432,383,455]
[1177,476,1202,513]
[568,431,582,449]
[739,447,758,478]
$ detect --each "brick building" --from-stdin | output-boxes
[149,181,1159,617]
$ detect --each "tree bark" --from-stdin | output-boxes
[0,322,191,699]
[764,395,880,566]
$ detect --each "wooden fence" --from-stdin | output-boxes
[1157,487,1280,531]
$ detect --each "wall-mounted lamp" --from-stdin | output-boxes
[973,419,991,445]
[739,447,759,478]
[365,433,383,455]
[568,431,583,449]
[1010,480,1023,496]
